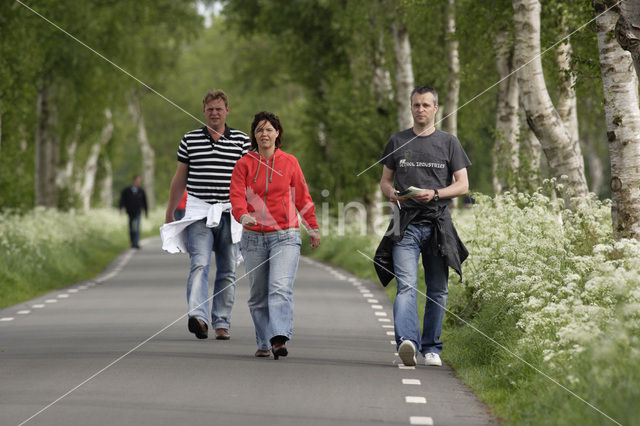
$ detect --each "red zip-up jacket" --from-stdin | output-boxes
[230,149,319,233]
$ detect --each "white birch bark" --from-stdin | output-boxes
[616,0,640,79]
[444,0,460,136]
[35,82,60,207]
[79,109,113,211]
[595,1,640,239]
[513,0,588,197]
[391,5,415,130]
[493,30,520,193]
[128,93,156,209]
[100,157,113,208]
[556,35,579,147]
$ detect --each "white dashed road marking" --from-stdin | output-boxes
[17,310,30,315]
[398,365,415,370]
[32,304,45,309]
[378,318,391,322]
[382,325,394,328]
[68,289,79,293]
[45,299,57,304]
[375,312,387,316]
[402,379,421,385]
[1,317,15,322]
[367,298,379,303]
[386,331,395,336]
[371,305,383,309]
[57,294,69,299]
[409,417,434,425]
[405,396,427,404]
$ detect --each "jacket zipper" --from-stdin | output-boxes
[261,156,269,233]
[283,200,289,227]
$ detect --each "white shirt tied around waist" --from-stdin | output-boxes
[160,194,243,255]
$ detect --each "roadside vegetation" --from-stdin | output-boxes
[0,208,163,309]
[302,187,639,425]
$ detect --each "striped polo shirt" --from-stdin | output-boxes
[177,125,251,204]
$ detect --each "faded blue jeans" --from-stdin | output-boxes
[392,223,449,355]
[127,213,141,247]
[186,214,237,330]
[240,230,301,350]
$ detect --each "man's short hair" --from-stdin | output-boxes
[202,89,229,108]
[410,85,438,105]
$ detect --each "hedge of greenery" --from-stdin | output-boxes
[302,189,639,425]
[0,207,163,309]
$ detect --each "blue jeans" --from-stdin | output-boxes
[392,224,449,355]
[240,230,301,350]
[128,214,141,247]
[186,214,237,329]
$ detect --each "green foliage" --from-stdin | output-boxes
[304,192,640,425]
[0,207,164,309]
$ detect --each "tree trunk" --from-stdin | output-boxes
[493,30,520,193]
[595,0,640,239]
[444,0,460,136]
[556,35,579,145]
[35,82,60,207]
[0,113,3,152]
[391,4,415,130]
[513,0,588,198]
[56,119,82,206]
[100,157,113,208]
[128,92,156,210]
[616,0,640,79]
[79,109,113,210]
[586,147,604,195]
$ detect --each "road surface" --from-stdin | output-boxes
[0,237,498,426]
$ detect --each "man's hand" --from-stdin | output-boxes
[164,210,174,224]
[412,189,437,204]
[309,231,321,250]
[240,214,258,226]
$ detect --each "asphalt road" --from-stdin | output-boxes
[0,237,498,426]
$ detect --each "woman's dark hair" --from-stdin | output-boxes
[250,111,283,151]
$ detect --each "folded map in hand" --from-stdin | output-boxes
[394,186,424,198]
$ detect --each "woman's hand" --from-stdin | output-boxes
[309,231,321,250]
[240,214,257,226]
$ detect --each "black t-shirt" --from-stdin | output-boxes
[380,128,471,211]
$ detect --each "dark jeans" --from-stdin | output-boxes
[128,214,141,247]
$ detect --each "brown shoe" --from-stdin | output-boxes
[215,328,230,340]
[255,349,271,357]
[188,317,208,339]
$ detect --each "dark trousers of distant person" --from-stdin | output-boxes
[128,213,141,248]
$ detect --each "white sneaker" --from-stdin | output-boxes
[424,352,442,366]
[398,340,417,366]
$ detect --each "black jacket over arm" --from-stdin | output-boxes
[373,205,468,287]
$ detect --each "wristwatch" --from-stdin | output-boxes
[433,188,440,201]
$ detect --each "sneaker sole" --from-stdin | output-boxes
[398,341,417,366]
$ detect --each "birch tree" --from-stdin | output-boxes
[35,82,59,207]
[128,92,156,210]
[443,0,460,136]
[512,0,589,198]
[594,0,640,239]
[616,0,640,79]
[493,30,520,193]
[391,3,415,130]
[78,109,113,210]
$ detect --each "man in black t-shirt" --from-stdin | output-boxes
[119,175,148,249]
[379,85,471,367]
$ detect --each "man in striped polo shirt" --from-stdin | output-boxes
[165,89,251,341]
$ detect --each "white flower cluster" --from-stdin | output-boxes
[453,190,640,382]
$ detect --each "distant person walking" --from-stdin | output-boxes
[119,175,148,249]
[376,85,471,368]
[163,89,250,341]
[230,111,320,359]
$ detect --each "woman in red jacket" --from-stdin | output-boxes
[230,111,321,359]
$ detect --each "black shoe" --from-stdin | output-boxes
[188,317,208,339]
[271,343,288,360]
